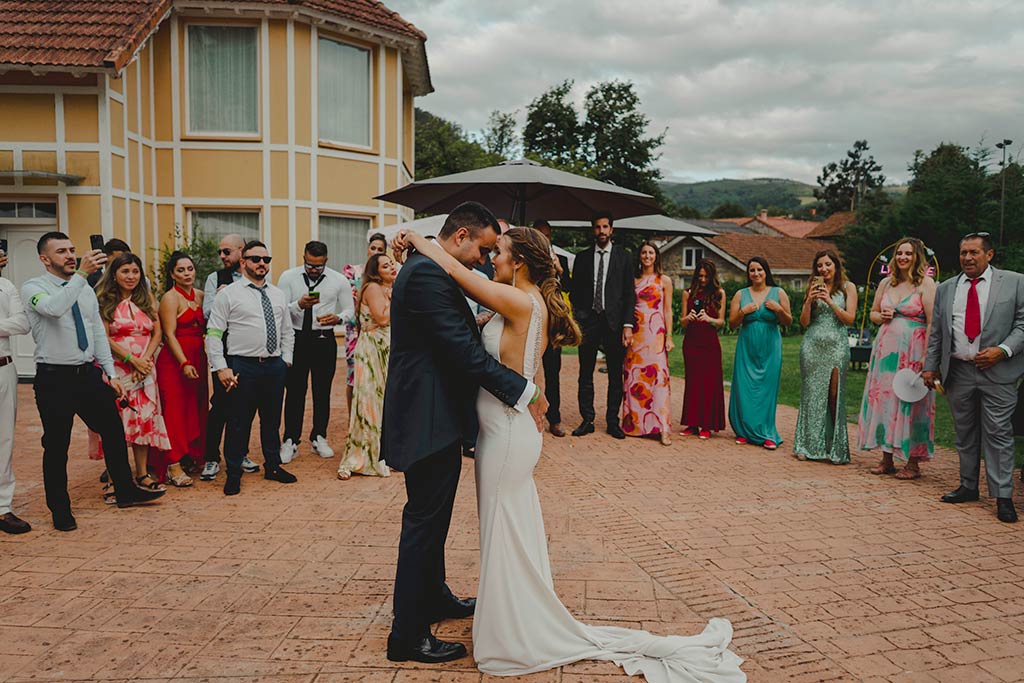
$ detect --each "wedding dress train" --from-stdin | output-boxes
[472,296,745,682]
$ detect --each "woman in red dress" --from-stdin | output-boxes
[680,258,727,438]
[154,252,208,486]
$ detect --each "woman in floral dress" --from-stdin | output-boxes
[96,253,172,492]
[859,238,937,479]
[338,253,397,479]
[621,242,673,445]
[342,233,388,416]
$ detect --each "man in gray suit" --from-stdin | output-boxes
[923,233,1024,523]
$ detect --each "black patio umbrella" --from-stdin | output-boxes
[374,158,661,225]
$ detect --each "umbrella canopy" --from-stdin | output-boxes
[550,214,717,236]
[375,158,661,224]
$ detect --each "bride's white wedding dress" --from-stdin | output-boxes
[472,296,746,682]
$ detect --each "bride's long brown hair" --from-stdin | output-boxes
[507,227,581,349]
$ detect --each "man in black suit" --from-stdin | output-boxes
[569,211,635,439]
[382,201,548,664]
[533,219,572,437]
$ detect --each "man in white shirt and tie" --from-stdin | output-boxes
[277,240,353,463]
[206,240,296,496]
[22,232,165,531]
[0,248,32,534]
[924,232,1024,523]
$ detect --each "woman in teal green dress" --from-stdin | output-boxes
[728,257,792,449]
[793,249,858,464]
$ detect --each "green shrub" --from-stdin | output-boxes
[151,224,221,294]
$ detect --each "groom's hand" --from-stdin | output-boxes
[528,393,549,433]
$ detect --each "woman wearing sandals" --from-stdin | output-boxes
[858,238,936,479]
[793,249,858,464]
[154,252,208,487]
[96,253,172,495]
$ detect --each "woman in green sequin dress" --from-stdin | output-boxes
[793,250,858,464]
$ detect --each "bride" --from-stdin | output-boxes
[399,226,745,682]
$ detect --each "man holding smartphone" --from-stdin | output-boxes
[277,241,353,462]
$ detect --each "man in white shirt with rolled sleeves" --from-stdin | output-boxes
[0,248,32,534]
[277,240,353,463]
[206,240,296,496]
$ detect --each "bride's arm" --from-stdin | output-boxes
[401,230,532,322]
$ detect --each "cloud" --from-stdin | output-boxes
[388,0,1023,184]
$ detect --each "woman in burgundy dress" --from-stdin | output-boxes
[154,252,208,486]
[680,259,727,438]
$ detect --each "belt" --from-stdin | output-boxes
[229,355,281,364]
[37,362,95,375]
[0,356,11,368]
[294,329,336,339]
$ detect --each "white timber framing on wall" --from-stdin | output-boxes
[260,17,271,244]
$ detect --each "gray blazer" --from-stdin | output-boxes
[925,267,1024,384]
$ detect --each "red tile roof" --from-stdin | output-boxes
[806,211,856,238]
[0,0,425,72]
[706,233,836,272]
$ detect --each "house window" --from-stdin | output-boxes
[187,25,259,134]
[319,215,372,268]
[792,278,804,290]
[0,201,56,219]
[683,247,704,270]
[318,37,371,147]
[191,211,260,242]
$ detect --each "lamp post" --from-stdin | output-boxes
[996,139,1013,247]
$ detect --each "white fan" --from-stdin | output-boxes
[892,368,930,403]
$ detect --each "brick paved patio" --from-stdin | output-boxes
[3,356,1024,682]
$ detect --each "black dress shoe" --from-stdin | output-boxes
[116,484,166,508]
[223,475,241,496]
[52,513,77,532]
[607,425,626,439]
[431,596,476,622]
[940,486,980,504]
[0,512,31,535]
[997,498,1018,523]
[264,466,297,484]
[386,632,468,663]
[572,421,595,437]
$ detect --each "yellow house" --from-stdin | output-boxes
[0,0,430,375]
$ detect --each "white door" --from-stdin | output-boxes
[0,227,49,378]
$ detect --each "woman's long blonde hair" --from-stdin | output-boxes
[513,227,581,349]
[889,237,928,287]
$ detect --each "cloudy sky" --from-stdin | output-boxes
[387,0,1022,185]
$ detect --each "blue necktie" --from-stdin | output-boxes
[250,284,277,354]
[62,281,89,350]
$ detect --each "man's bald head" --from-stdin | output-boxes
[218,233,246,270]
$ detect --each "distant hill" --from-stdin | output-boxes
[659,178,818,215]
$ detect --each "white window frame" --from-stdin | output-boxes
[316,35,373,151]
[184,23,261,138]
[0,199,59,225]
[683,247,704,270]
[792,278,804,291]
[318,213,374,268]
[188,209,262,243]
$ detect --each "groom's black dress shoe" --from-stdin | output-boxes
[431,596,476,622]
[997,498,1018,523]
[607,424,626,440]
[572,421,595,437]
[386,632,467,663]
[941,486,980,504]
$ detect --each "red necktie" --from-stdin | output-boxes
[965,278,981,342]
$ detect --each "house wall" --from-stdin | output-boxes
[0,11,417,275]
[660,237,744,289]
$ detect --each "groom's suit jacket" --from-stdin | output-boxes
[925,266,1024,385]
[381,252,528,472]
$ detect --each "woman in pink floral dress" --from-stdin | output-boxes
[858,238,937,479]
[96,253,172,492]
[621,242,674,445]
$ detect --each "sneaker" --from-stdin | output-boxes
[763,440,778,451]
[241,456,260,473]
[280,439,297,465]
[681,426,699,436]
[699,430,711,440]
[735,437,748,445]
[200,461,220,481]
[311,436,334,458]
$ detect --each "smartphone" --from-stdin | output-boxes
[690,298,703,314]
[0,238,7,255]
[810,275,825,290]
[217,268,234,287]
[308,290,320,300]
[89,234,105,251]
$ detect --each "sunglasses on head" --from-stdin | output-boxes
[218,248,235,256]
[963,232,991,240]
[244,255,272,264]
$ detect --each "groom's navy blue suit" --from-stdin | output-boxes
[382,252,527,640]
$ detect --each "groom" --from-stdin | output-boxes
[382,201,548,663]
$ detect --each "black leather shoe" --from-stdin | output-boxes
[116,484,166,508]
[607,425,626,440]
[431,596,476,622]
[386,632,468,663]
[0,512,31,535]
[223,475,241,496]
[572,421,595,437]
[52,513,77,532]
[264,466,297,484]
[997,498,1018,523]
[940,486,980,504]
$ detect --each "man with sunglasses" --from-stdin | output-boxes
[277,240,353,463]
[200,234,260,480]
[206,240,296,496]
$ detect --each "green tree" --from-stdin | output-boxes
[670,203,703,220]
[523,80,585,172]
[815,140,887,215]
[710,201,748,218]
[415,108,497,179]
[481,109,520,161]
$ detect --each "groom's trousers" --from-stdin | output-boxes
[392,441,462,639]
